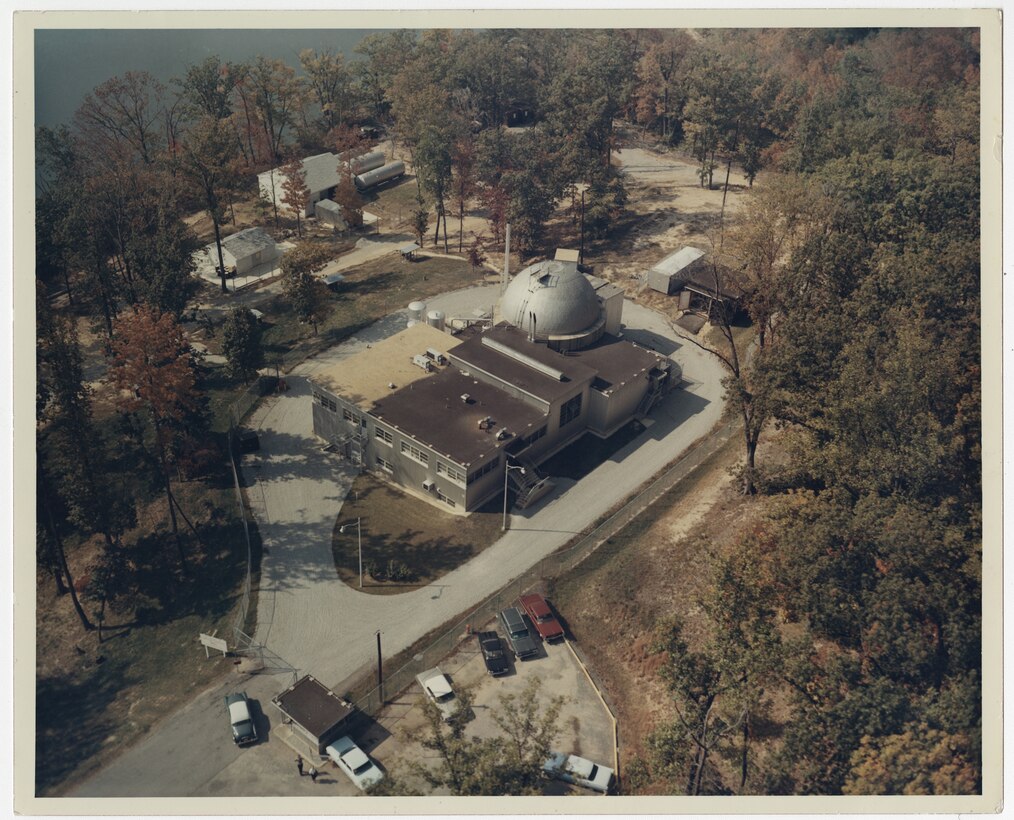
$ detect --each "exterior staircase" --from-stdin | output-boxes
[507,456,555,510]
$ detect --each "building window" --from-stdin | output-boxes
[436,489,456,508]
[342,408,361,425]
[467,455,501,484]
[437,462,465,485]
[375,427,393,445]
[401,441,429,465]
[376,456,394,474]
[526,425,547,446]
[560,394,582,427]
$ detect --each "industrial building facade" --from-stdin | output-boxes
[309,261,680,513]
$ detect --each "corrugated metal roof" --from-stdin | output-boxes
[300,152,343,194]
[651,246,706,278]
[221,227,278,260]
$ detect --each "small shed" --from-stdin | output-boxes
[272,675,355,756]
[314,198,348,231]
[399,242,421,261]
[323,272,346,291]
[647,247,707,295]
[219,228,281,276]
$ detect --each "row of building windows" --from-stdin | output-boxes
[560,393,583,428]
[375,426,394,445]
[523,425,547,447]
[376,456,394,474]
[342,408,361,425]
[313,391,338,413]
[401,441,430,465]
[435,488,457,508]
[436,461,466,485]
[467,455,500,484]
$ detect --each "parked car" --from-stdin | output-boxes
[477,630,509,676]
[237,429,260,453]
[519,593,565,642]
[543,752,614,794]
[415,667,457,721]
[499,607,539,660]
[326,735,384,791]
[224,691,257,746]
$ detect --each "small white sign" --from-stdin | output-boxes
[199,633,228,655]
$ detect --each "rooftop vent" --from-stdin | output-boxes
[425,348,447,365]
[388,382,396,389]
[412,354,433,372]
[496,428,510,441]
[460,393,471,404]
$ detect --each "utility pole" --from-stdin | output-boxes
[376,630,384,704]
[579,190,586,269]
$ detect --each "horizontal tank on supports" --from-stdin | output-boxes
[408,301,427,321]
[348,151,385,175]
[355,161,406,191]
[426,310,445,331]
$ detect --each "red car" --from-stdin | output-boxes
[519,593,565,642]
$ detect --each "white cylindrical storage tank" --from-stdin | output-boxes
[349,151,385,175]
[355,161,407,191]
[408,301,427,321]
[426,310,445,331]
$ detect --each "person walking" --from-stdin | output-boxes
[295,755,304,776]
[309,766,319,783]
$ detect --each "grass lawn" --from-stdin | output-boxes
[331,473,503,594]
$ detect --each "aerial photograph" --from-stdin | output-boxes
[18,11,998,812]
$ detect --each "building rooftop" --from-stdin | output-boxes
[272,675,354,739]
[300,152,343,194]
[651,246,706,278]
[310,323,463,410]
[372,365,547,468]
[567,334,670,394]
[586,274,625,302]
[315,198,342,215]
[450,325,597,405]
[221,227,278,260]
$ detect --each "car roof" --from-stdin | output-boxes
[228,700,251,722]
[425,674,453,697]
[520,594,552,617]
[501,607,524,625]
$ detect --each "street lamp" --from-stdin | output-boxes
[502,463,526,531]
[339,517,363,588]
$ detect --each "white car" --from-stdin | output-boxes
[326,735,384,791]
[415,667,457,721]
[543,751,615,794]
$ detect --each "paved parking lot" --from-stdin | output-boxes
[362,621,616,796]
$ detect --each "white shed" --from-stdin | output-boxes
[219,228,281,275]
[314,198,348,231]
[647,247,707,295]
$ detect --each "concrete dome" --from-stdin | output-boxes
[501,260,601,338]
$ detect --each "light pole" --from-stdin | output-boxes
[502,463,526,531]
[339,518,362,588]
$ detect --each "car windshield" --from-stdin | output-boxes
[435,691,454,703]
[353,761,372,775]
[235,720,253,735]
[511,628,528,638]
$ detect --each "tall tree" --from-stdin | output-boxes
[107,306,203,573]
[299,48,355,135]
[221,308,264,382]
[280,243,334,335]
[74,71,166,165]
[414,126,454,251]
[279,155,310,237]
[179,116,239,293]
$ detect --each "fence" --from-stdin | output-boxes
[227,376,278,645]
[350,415,740,716]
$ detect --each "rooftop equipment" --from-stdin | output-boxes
[480,336,567,382]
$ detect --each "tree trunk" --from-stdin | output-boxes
[743,423,758,495]
[740,712,750,790]
[158,445,188,573]
[62,263,74,305]
[459,201,465,252]
[211,214,228,294]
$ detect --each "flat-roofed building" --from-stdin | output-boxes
[309,267,681,513]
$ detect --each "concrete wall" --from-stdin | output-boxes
[586,376,647,438]
[601,290,624,336]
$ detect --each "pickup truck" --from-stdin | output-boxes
[499,607,539,660]
[477,630,509,676]
[519,593,565,642]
